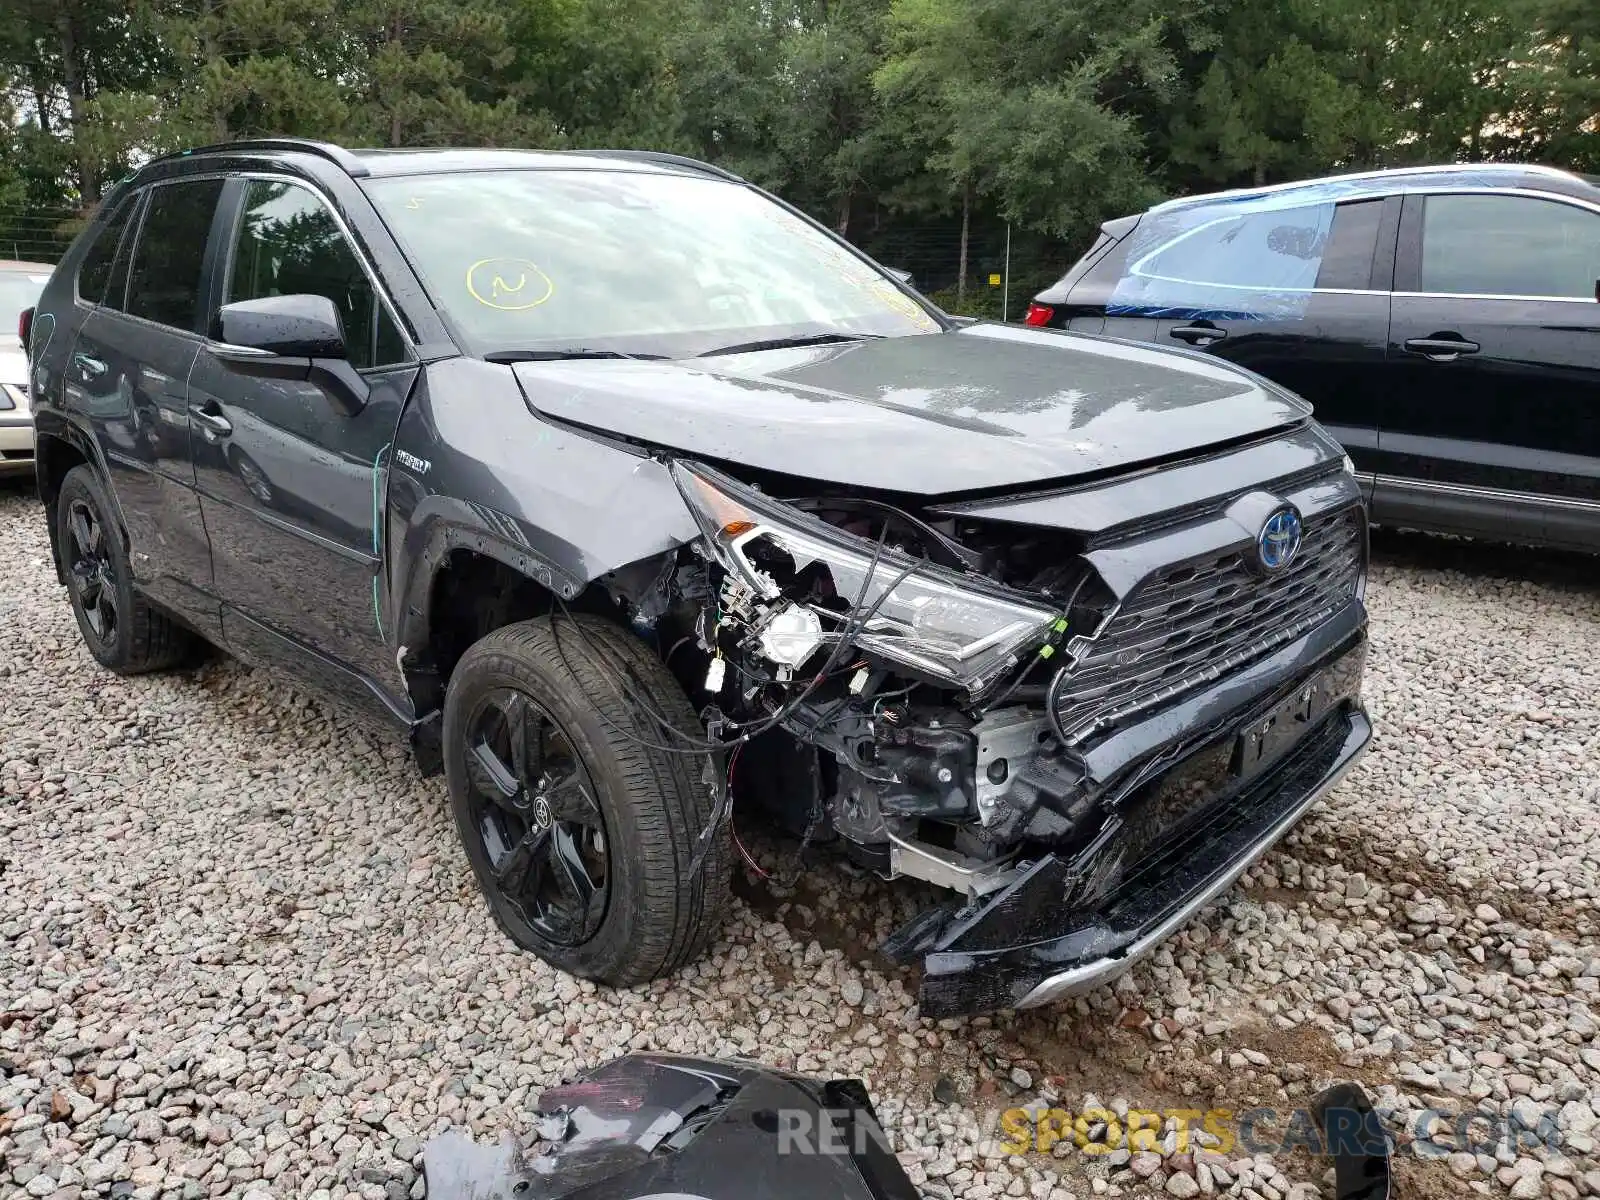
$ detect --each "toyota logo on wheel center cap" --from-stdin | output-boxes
[533,796,553,829]
[1257,507,1303,573]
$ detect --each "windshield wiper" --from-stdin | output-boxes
[695,331,879,358]
[483,348,667,363]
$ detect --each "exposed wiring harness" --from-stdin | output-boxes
[725,744,770,880]
[547,522,920,878]
[550,524,909,759]
[976,570,1085,715]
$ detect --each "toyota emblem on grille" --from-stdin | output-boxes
[1257,507,1303,573]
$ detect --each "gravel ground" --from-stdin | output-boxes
[2,476,1597,1200]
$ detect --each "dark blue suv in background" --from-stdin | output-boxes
[1028,164,1600,553]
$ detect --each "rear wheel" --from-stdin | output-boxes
[56,465,192,674]
[443,615,730,987]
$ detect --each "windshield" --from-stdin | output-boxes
[0,269,49,330]
[363,168,941,358]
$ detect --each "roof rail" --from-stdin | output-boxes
[578,149,744,183]
[146,138,370,177]
[1161,161,1593,211]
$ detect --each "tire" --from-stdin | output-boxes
[443,614,730,987]
[56,465,193,674]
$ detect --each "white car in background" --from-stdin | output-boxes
[1,260,53,477]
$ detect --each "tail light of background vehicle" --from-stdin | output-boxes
[18,307,33,347]
[1023,303,1054,327]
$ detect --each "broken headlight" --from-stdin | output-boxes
[672,463,1060,694]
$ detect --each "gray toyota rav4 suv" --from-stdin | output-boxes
[25,139,1371,1015]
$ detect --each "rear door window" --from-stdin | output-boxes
[126,178,225,331]
[1419,194,1600,298]
[1313,200,1384,290]
[1135,204,1332,293]
[224,179,407,370]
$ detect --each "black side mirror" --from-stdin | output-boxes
[213,294,369,417]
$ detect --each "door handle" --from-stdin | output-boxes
[1402,334,1480,362]
[1169,324,1227,346]
[73,352,108,380]
[188,402,233,440]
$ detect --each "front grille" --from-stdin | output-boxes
[1051,505,1364,744]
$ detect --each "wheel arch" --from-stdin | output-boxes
[34,426,99,585]
[395,522,690,772]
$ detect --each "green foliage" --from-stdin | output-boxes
[1161,0,1393,190]
[0,0,1596,263]
[879,0,1183,234]
[504,0,685,148]
[1509,0,1600,171]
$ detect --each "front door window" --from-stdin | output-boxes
[1419,194,1600,299]
[225,180,407,369]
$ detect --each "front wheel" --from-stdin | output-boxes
[442,615,730,987]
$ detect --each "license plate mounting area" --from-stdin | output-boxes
[1233,674,1332,781]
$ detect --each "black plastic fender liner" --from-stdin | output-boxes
[422,1053,921,1200]
[1312,1082,1394,1200]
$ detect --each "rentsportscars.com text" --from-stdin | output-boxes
[767,1100,1569,1160]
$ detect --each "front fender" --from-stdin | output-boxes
[386,357,699,672]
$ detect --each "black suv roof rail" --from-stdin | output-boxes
[143,141,744,183]
[146,138,372,177]
[581,149,744,183]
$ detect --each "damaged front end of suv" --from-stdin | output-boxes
[601,425,1371,1019]
[28,143,1369,1024]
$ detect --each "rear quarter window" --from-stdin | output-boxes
[1064,232,1135,304]
[77,195,137,305]
[1135,204,1332,291]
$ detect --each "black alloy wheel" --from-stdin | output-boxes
[55,466,193,674]
[66,497,118,648]
[461,687,610,946]
[443,615,728,986]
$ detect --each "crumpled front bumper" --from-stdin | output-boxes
[908,628,1371,1018]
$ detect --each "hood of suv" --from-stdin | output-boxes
[512,323,1309,495]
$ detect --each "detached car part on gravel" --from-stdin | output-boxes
[26,138,1371,1016]
[423,1053,1394,1200]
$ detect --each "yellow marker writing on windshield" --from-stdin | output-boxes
[466,257,555,311]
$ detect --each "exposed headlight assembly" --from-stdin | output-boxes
[672,462,1059,694]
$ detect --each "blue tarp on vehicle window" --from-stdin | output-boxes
[1108,199,1336,321]
[1106,169,1542,321]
